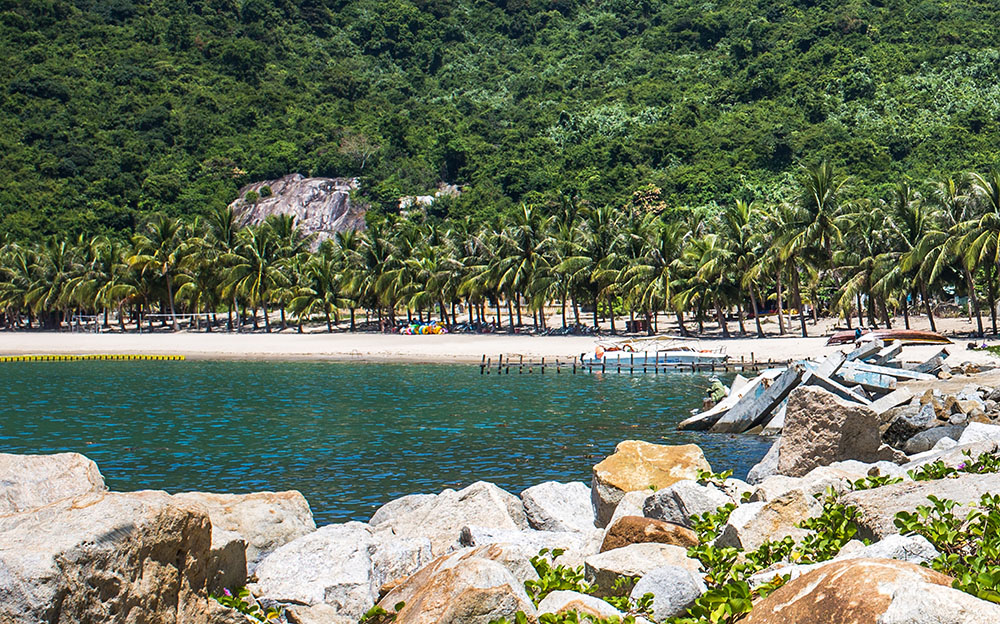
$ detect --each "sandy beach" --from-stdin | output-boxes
[0,314,997,367]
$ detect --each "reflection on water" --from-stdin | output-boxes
[0,361,771,524]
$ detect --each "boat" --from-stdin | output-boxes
[580,341,728,367]
[825,329,953,346]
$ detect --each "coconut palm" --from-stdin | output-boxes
[127,214,193,331]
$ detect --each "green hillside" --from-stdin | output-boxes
[3,0,1000,239]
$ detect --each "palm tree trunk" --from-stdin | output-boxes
[857,292,865,327]
[560,296,567,328]
[592,293,599,329]
[776,275,786,335]
[749,287,764,338]
[573,297,580,325]
[989,265,999,335]
[507,299,514,332]
[676,311,688,337]
[350,308,356,331]
[792,271,808,337]
[966,267,985,336]
[608,298,616,334]
[326,309,333,332]
[902,295,910,329]
[516,296,522,326]
[262,301,271,332]
[166,274,178,331]
[715,296,730,338]
[736,296,746,335]
[280,307,287,330]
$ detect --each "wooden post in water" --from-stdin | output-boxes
[481,354,486,375]
[630,352,634,375]
[486,357,491,374]
[519,355,524,374]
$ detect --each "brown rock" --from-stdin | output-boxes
[778,387,882,477]
[600,516,698,552]
[743,558,1000,624]
[592,441,711,527]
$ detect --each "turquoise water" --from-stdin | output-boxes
[0,361,771,525]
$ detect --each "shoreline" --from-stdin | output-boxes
[0,328,996,366]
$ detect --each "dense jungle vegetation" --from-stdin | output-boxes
[4,0,1000,240]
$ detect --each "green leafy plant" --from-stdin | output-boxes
[524,549,592,605]
[908,460,959,481]
[850,474,903,491]
[211,587,283,623]
[359,602,406,624]
[794,489,862,564]
[696,469,734,488]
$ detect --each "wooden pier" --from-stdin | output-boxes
[478,354,786,375]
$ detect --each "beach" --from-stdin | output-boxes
[0,314,995,367]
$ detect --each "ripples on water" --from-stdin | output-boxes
[0,361,772,524]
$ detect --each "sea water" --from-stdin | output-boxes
[0,361,772,524]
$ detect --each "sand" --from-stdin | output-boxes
[0,313,996,367]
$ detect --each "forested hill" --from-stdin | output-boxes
[4,0,1000,239]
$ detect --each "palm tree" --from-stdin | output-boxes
[558,205,621,330]
[26,237,84,329]
[222,222,286,331]
[289,241,342,331]
[128,215,193,331]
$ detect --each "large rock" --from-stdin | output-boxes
[778,386,885,477]
[208,528,248,594]
[843,534,939,565]
[742,558,1000,624]
[958,422,1000,445]
[592,441,711,527]
[537,590,635,621]
[584,543,699,596]
[843,472,1000,539]
[882,404,937,449]
[173,491,315,573]
[902,425,967,454]
[251,521,432,619]
[643,480,732,528]
[231,174,366,248]
[458,525,602,558]
[629,565,706,621]
[903,440,998,472]
[600,516,698,552]
[377,546,537,624]
[0,490,212,624]
[607,490,654,529]
[716,488,820,551]
[746,440,780,485]
[369,482,529,556]
[520,481,596,532]
[0,452,105,514]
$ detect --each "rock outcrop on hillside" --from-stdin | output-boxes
[230,174,366,247]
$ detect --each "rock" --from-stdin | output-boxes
[520,481,596,532]
[843,472,1000,539]
[630,565,706,621]
[902,425,967,454]
[958,422,1000,445]
[778,386,884,477]
[208,528,248,594]
[903,440,998,472]
[717,488,820,551]
[607,489,654,528]
[600,516,699,552]
[173,491,316,573]
[285,604,355,624]
[746,439,780,485]
[584,543,699,596]
[0,452,105,514]
[883,404,937,449]
[537,590,632,620]
[377,547,537,624]
[932,436,958,451]
[592,441,711,527]
[643,480,732,528]
[839,534,939,565]
[0,490,212,624]
[251,522,432,619]
[742,558,1000,624]
[458,525,602,558]
[369,481,529,555]
[231,174,366,249]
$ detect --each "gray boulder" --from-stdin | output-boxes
[251,522,432,619]
[0,490,212,624]
[584,543,699,596]
[0,452,106,514]
[902,425,967,454]
[746,439,780,485]
[458,525,603,558]
[369,481,529,555]
[643,480,732,528]
[607,490,654,529]
[903,440,998,472]
[537,590,646,622]
[840,534,939,565]
[958,422,1000,445]
[716,488,820,551]
[883,404,937,449]
[630,565,706,621]
[778,386,885,477]
[173,490,316,573]
[520,481,596,532]
[208,528,248,594]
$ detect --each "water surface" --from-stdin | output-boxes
[0,361,771,524]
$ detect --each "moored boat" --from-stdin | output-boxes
[826,328,952,346]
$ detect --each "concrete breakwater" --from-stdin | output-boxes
[6,369,1000,623]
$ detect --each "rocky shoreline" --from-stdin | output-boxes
[7,371,1000,623]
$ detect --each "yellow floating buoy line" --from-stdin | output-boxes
[0,354,185,362]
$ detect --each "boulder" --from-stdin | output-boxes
[251,522,432,619]
[746,439,780,485]
[958,422,1000,445]
[778,386,884,477]
[843,472,1000,539]
[607,490,654,529]
[600,516,698,552]
[742,558,1000,624]
[902,440,998,472]
[629,565,706,621]
[0,452,105,514]
[208,528,248,594]
[584,543,699,596]
[592,441,711,527]
[0,490,212,624]
[643,480,731,528]
[840,534,939,565]
[285,604,355,624]
[716,488,820,551]
[458,525,602,558]
[537,590,632,620]
[882,404,937,449]
[369,482,528,555]
[902,425,967,454]
[173,490,315,573]
[377,547,537,624]
[520,481,596,532]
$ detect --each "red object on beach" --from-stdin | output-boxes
[825,329,952,346]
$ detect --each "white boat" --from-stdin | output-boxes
[581,344,728,367]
